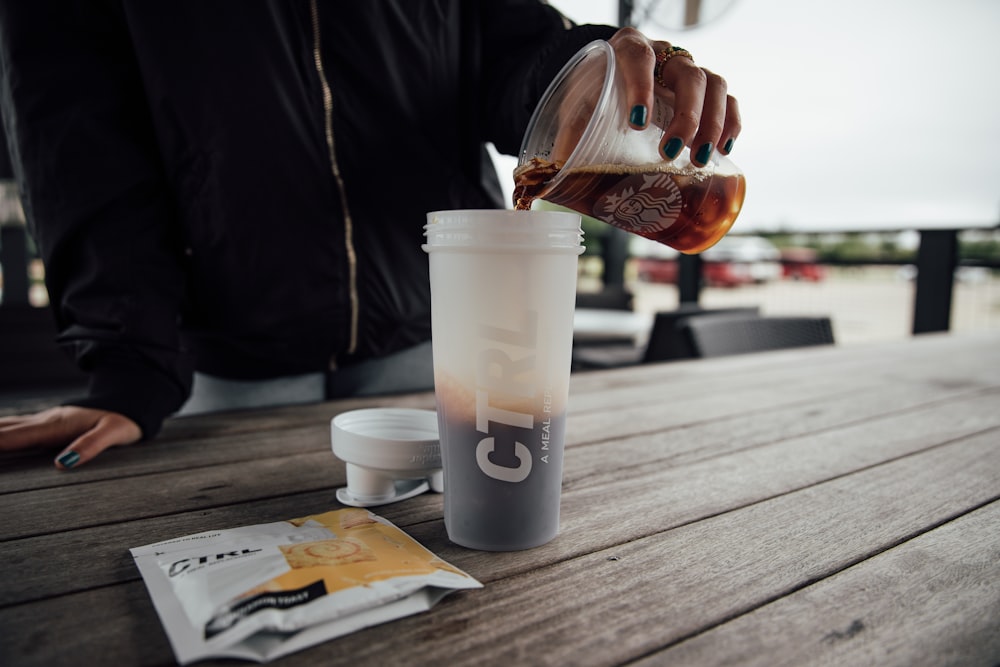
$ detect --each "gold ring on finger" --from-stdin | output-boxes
[654,46,694,87]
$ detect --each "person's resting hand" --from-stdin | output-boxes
[0,406,142,470]
[608,27,741,167]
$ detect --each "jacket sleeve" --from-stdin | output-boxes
[0,0,192,438]
[475,0,619,155]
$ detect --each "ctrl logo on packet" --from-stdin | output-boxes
[167,548,263,577]
[203,580,328,639]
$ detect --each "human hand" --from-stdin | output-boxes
[608,27,741,167]
[0,406,142,470]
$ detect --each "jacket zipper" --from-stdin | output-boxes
[310,0,359,359]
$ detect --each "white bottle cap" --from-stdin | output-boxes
[330,408,442,507]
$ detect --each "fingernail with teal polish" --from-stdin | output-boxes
[723,137,735,154]
[695,142,714,165]
[57,451,80,469]
[664,136,683,160]
[629,104,648,127]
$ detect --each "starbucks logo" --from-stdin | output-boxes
[595,172,682,234]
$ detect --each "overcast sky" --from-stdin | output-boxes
[496,0,1000,232]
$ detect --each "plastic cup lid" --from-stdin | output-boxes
[330,408,443,507]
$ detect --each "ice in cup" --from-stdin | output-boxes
[515,40,746,254]
[423,209,584,551]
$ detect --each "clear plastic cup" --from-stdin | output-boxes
[515,40,746,254]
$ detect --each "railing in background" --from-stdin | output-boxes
[599,224,1000,337]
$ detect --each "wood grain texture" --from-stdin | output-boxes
[641,501,1000,667]
[0,332,997,666]
[3,430,995,667]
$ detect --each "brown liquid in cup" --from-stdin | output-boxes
[514,158,746,254]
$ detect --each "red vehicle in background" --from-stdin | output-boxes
[635,256,761,287]
[779,247,826,282]
[632,235,785,288]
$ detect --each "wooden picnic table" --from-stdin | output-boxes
[2,331,999,666]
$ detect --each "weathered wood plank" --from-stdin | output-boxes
[295,430,1000,667]
[0,361,846,490]
[3,332,996,494]
[641,501,1000,667]
[568,342,1000,431]
[566,380,997,471]
[0,392,438,492]
[2,383,997,606]
[1,430,995,667]
[4,367,996,546]
[2,388,996,611]
[565,388,1000,494]
[2,332,997,667]
[0,488,445,607]
[0,422,332,494]
[414,397,1000,583]
[566,331,1000,403]
[0,580,175,667]
[0,450,345,540]
[0,369,923,499]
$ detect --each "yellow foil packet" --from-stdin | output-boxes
[130,508,481,664]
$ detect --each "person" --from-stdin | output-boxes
[0,0,740,470]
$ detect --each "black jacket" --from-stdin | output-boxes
[0,0,615,438]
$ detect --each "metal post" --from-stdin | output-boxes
[601,229,629,288]
[678,253,702,304]
[618,0,634,27]
[912,229,958,334]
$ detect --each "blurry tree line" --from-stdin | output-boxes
[759,230,1000,267]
